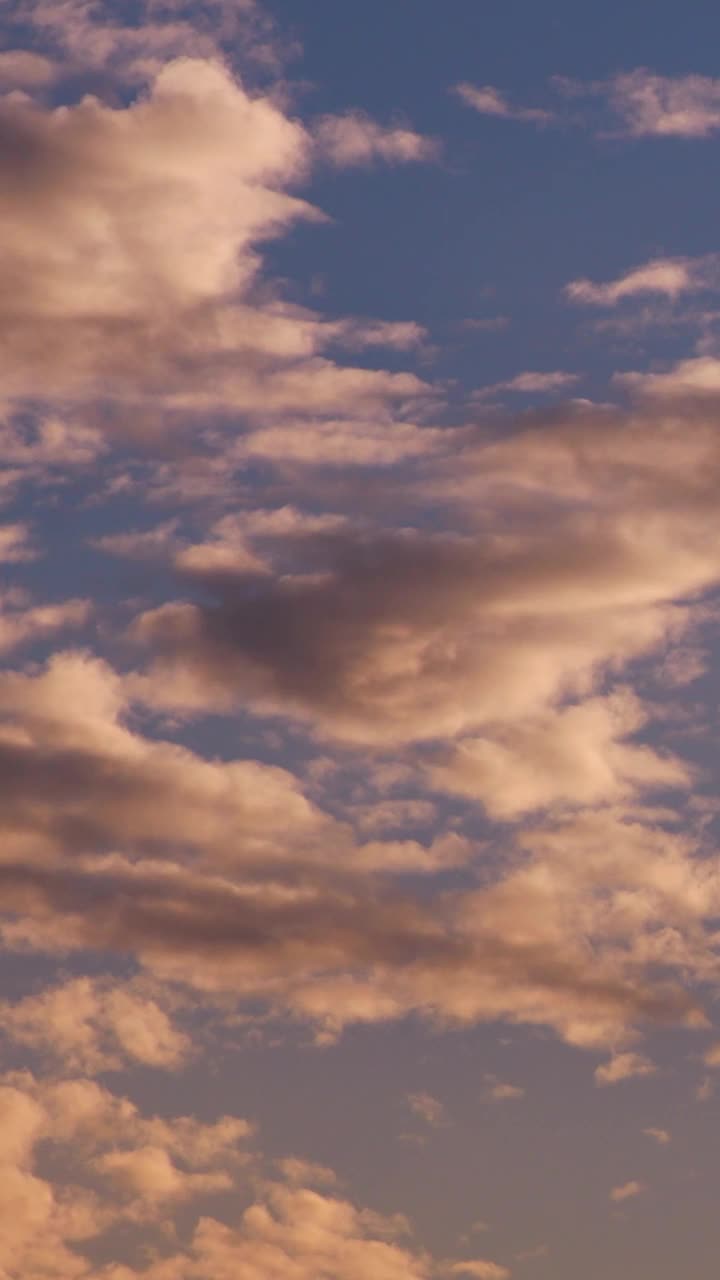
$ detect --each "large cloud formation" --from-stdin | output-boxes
[1,6,720,1276]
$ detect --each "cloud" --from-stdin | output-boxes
[0,1052,436,1280]
[566,258,707,306]
[476,371,580,397]
[0,53,430,432]
[458,69,720,139]
[12,0,284,83]
[315,112,437,166]
[129,423,717,743]
[427,692,688,820]
[594,1052,657,1086]
[609,1180,644,1202]
[0,49,56,87]
[0,1068,253,1276]
[0,767,709,1051]
[406,1091,448,1126]
[603,69,720,137]
[0,647,460,877]
[0,522,37,563]
[483,1077,525,1103]
[702,1042,720,1068]
[0,592,89,656]
[454,82,552,124]
[447,1261,511,1280]
[0,976,190,1074]
[618,355,720,399]
[643,1128,671,1145]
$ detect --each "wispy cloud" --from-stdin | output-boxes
[594,1052,658,1086]
[454,82,553,124]
[566,257,710,306]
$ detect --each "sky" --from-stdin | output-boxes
[4,0,720,1276]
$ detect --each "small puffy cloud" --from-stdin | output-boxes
[483,1076,525,1103]
[610,1180,645,1202]
[455,82,551,124]
[406,1091,448,1127]
[604,69,720,137]
[594,1052,658,1086]
[0,976,190,1074]
[315,112,436,166]
[643,1128,671,1145]
[566,258,703,306]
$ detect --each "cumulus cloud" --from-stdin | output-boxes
[0,1069,253,1277]
[427,692,688,820]
[602,69,720,137]
[315,112,436,166]
[0,53,430,436]
[0,976,190,1073]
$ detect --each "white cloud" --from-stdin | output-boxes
[315,112,437,166]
